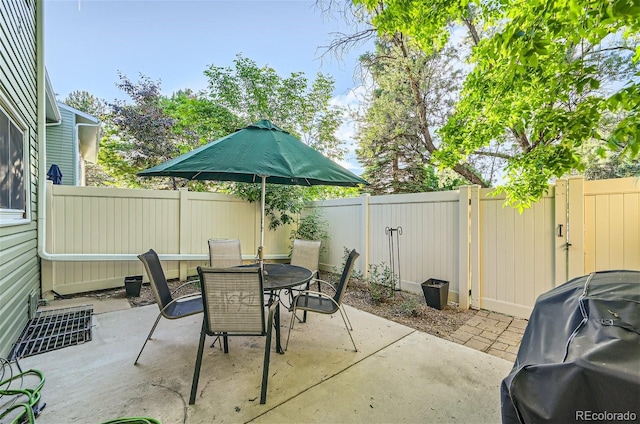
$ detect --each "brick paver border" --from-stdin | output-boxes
[447,310,527,363]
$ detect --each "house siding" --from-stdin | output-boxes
[46,107,78,185]
[0,0,40,358]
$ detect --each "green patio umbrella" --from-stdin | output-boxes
[138,119,368,263]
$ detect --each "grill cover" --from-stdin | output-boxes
[501,270,640,423]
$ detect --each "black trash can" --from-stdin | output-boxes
[124,275,143,297]
[421,278,449,310]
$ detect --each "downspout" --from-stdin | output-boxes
[36,0,48,261]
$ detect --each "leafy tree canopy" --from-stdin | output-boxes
[355,39,477,194]
[354,0,639,210]
[204,55,359,227]
[205,54,346,160]
[63,90,107,118]
[106,73,179,188]
[160,89,240,151]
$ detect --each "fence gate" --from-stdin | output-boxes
[560,177,640,283]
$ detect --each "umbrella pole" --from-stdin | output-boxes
[259,175,266,272]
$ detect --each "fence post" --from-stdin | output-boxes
[360,194,370,277]
[554,179,568,286]
[458,186,471,310]
[178,188,189,281]
[470,186,480,310]
[567,176,585,279]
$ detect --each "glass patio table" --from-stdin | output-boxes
[239,263,313,353]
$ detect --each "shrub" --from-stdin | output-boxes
[290,209,329,254]
[367,262,396,303]
[397,296,422,317]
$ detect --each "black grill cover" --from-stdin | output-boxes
[501,270,640,423]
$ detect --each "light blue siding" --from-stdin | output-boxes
[46,107,77,185]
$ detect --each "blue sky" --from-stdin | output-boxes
[45,0,369,100]
[44,0,370,173]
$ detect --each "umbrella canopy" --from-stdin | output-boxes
[138,120,368,186]
[138,119,367,260]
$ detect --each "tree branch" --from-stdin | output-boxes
[474,150,514,159]
[510,127,531,151]
[462,16,480,46]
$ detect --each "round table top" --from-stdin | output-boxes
[242,263,313,290]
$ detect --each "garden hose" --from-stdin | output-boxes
[101,418,161,424]
[0,366,46,424]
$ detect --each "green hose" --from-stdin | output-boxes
[0,365,161,424]
[0,368,45,424]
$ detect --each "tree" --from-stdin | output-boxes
[353,0,639,209]
[355,39,477,194]
[64,90,107,118]
[92,61,362,230]
[161,89,240,151]
[103,73,180,189]
[205,55,345,160]
[584,150,640,180]
[204,55,356,228]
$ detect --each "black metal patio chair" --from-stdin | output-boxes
[134,249,203,365]
[285,249,359,352]
[288,239,321,322]
[208,239,243,268]
[189,266,278,405]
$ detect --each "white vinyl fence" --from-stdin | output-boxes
[308,176,639,319]
[41,184,293,295]
[42,177,639,319]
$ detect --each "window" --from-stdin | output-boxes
[0,106,27,223]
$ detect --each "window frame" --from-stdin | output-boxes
[0,101,31,227]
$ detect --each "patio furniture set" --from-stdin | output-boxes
[134,239,359,405]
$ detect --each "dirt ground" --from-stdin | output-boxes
[74,271,477,341]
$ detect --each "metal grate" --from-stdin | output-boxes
[10,305,93,359]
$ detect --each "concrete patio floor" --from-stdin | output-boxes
[19,299,514,423]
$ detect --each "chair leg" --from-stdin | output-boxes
[189,322,207,405]
[210,336,222,350]
[285,303,298,351]
[338,306,358,352]
[222,333,229,353]
[342,306,354,330]
[134,313,162,365]
[261,302,277,404]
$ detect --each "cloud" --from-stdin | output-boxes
[330,85,367,109]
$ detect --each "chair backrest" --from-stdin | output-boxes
[138,249,173,310]
[208,239,243,268]
[333,249,360,306]
[197,266,265,336]
[290,239,321,274]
